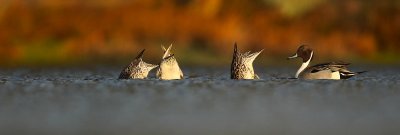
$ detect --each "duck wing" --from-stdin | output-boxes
[309,62,351,73]
[309,62,366,79]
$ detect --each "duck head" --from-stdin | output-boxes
[287,45,313,62]
[287,45,314,78]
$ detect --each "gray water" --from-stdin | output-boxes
[0,67,399,135]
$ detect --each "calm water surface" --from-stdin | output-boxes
[0,67,399,135]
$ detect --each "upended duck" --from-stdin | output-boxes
[231,43,264,79]
[287,45,365,80]
[119,49,158,79]
[156,44,184,80]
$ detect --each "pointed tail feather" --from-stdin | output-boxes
[245,49,263,63]
[135,49,145,59]
[233,42,238,55]
[161,44,166,51]
[340,71,366,79]
[162,44,173,59]
[231,43,239,79]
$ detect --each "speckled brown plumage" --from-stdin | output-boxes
[230,43,263,80]
[119,49,158,79]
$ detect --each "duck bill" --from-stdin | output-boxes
[287,53,298,60]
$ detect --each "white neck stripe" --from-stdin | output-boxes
[295,51,313,78]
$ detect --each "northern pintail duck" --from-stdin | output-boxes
[119,49,158,79]
[287,45,365,80]
[156,44,184,80]
[231,43,264,79]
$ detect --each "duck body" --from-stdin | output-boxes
[119,49,158,79]
[156,44,184,80]
[231,43,263,80]
[288,45,364,80]
[298,62,357,80]
[157,55,183,80]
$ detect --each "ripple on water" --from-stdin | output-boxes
[0,67,400,135]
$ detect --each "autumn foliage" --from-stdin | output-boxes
[0,0,399,66]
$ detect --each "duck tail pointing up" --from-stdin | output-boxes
[233,42,238,55]
[135,49,145,59]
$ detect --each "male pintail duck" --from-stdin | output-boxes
[231,43,264,79]
[287,45,365,80]
[119,49,158,79]
[156,44,184,80]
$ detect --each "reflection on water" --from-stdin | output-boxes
[0,67,400,135]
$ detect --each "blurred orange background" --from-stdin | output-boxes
[0,0,399,67]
